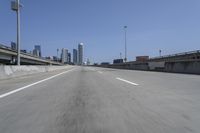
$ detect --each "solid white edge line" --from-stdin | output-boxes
[0,69,74,99]
[116,77,139,86]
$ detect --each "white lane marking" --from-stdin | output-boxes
[116,77,139,86]
[0,69,75,99]
[98,71,103,74]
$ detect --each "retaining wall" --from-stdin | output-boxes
[99,60,200,74]
[165,61,200,74]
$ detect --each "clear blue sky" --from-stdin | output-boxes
[1,0,200,63]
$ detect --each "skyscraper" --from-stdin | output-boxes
[61,48,68,64]
[33,49,40,57]
[34,45,42,57]
[78,43,83,65]
[68,53,71,63]
[87,58,90,66]
[73,49,78,64]
[11,42,17,50]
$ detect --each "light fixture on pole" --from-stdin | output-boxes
[124,26,127,62]
[11,0,22,65]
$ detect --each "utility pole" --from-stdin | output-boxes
[124,26,127,62]
[11,0,22,65]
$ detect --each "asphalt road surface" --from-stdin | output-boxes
[0,66,200,133]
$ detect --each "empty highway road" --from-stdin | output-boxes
[0,66,200,133]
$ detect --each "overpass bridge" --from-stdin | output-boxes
[149,50,200,62]
[0,44,63,65]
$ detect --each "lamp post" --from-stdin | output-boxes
[11,0,21,65]
[124,26,127,62]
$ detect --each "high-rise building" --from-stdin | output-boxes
[53,56,58,61]
[87,58,90,65]
[78,43,83,65]
[11,42,17,50]
[73,49,78,64]
[61,48,68,64]
[34,45,42,57]
[68,53,71,63]
[33,49,40,57]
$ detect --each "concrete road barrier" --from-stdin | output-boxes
[0,65,73,80]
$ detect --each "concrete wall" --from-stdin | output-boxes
[104,62,149,70]
[129,63,149,70]
[165,61,200,74]
[148,62,165,70]
[99,60,200,75]
[0,65,73,80]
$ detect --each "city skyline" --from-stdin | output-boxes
[1,41,84,65]
[1,0,200,63]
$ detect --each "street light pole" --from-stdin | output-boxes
[12,0,21,65]
[124,26,127,62]
[17,0,20,65]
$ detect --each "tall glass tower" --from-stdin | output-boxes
[73,49,78,64]
[34,45,41,57]
[61,48,68,64]
[78,43,83,65]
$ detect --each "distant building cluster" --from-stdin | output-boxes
[10,42,42,57]
[9,42,84,65]
[68,43,84,65]
[52,42,84,65]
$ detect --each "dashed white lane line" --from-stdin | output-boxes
[0,69,75,99]
[116,77,139,86]
[98,71,103,74]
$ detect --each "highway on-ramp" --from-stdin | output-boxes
[0,66,200,133]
